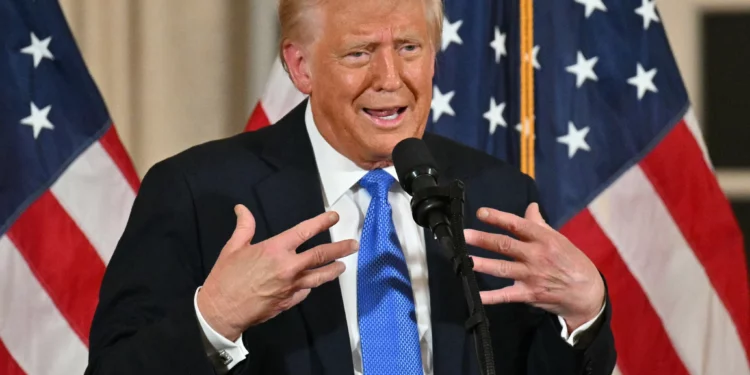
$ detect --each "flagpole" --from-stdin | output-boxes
[520,0,536,179]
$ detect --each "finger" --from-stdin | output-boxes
[480,284,531,305]
[274,211,340,250]
[295,261,347,289]
[471,256,529,280]
[224,204,257,251]
[525,203,550,229]
[525,204,554,232]
[476,207,542,241]
[284,289,311,310]
[297,239,358,270]
[464,229,528,259]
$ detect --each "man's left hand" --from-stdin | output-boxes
[464,203,605,332]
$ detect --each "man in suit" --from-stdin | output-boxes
[87,0,616,374]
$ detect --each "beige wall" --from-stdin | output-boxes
[59,0,278,175]
[60,0,750,193]
[658,0,750,200]
[659,0,750,128]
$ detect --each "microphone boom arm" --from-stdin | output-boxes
[410,181,496,375]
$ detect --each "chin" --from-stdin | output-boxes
[361,133,411,159]
[350,112,427,161]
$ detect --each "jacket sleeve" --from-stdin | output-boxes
[85,159,222,375]
[524,176,617,375]
[526,294,616,375]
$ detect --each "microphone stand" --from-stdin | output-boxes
[411,180,496,375]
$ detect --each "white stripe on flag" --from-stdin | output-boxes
[50,141,135,264]
[683,108,712,169]
[259,59,307,123]
[0,236,89,375]
[589,165,750,375]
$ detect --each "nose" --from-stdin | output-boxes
[371,48,404,92]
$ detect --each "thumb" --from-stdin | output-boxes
[525,202,548,227]
[225,204,256,250]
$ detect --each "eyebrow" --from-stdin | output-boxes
[341,33,425,50]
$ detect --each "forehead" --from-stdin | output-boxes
[318,0,430,39]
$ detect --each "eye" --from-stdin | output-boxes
[400,44,421,56]
[343,51,370,65]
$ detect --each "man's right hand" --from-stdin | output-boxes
[196,204,357,341]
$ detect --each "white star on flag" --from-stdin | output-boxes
[574,0,607,18]
[635,0,660,30]
[627,63,658,100]
[524,45,541,70]
[20,102,55,139]
[431,85,455,123]
[490,27,507,63]
[557,121,591,159]
[442,17,463,52]
[20,32,54,68]
[483,98,506,135]
[566,51,599,88]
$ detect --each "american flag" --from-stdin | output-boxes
[0,1,139,374]
[247,0,750,374]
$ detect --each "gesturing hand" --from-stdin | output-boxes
[197,204,358,341]
[464,203,605,332]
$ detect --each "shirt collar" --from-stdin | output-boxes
[305,101,399,208]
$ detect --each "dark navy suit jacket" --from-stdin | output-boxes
[86,101,616,375]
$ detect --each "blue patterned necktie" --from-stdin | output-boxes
[357,169,423,375]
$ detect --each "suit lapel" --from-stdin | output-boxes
[423,133,472,375]
[255,102,353,375]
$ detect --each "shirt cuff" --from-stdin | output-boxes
[194,287,249,373]
[558,301,606,346]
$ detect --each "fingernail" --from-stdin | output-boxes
[477,209,489,219]
[351,240,359,251]
[328,212,339,223]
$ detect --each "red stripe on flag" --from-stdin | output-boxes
[639,121,750,356]
[245,102,272,132]
[0,340,25,375]
[100,125,140,192]
[562,209,690,375]
[6,192,106,347]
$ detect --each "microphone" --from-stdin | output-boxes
[393,138,496,375]
[392,138,496,375]
[392,138,453,249]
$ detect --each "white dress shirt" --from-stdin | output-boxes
[194,101,604,374]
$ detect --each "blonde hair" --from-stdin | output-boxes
[278,0,444,72]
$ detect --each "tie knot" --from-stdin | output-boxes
[359,169,395,199]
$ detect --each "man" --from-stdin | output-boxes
[87,0,616,374]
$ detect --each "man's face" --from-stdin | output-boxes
[299,0,435,167]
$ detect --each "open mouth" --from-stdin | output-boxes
[362,107,407,124]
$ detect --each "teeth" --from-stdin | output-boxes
[364,108,402,121]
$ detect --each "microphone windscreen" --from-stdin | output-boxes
[392,138,438,193]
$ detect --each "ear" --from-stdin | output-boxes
[282,40,313,95]
[429,48,437,79]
